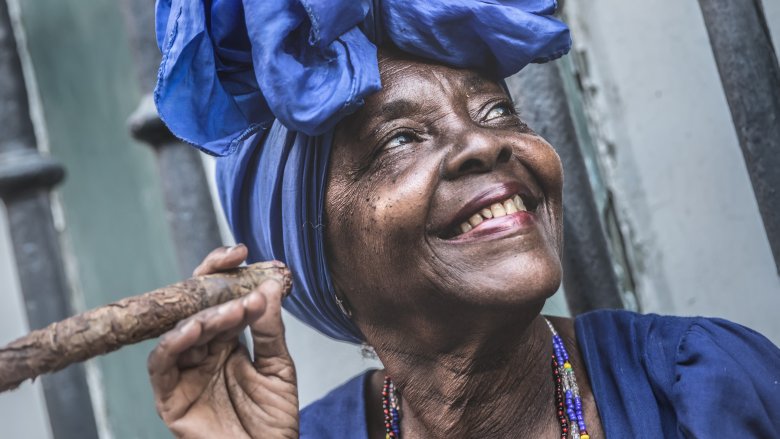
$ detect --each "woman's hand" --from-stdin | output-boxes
[147,245,299,439]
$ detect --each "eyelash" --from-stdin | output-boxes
[483,101,516,122]
[383,130,420,150]
[378,101,518,153]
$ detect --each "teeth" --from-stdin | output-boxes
[503,199,517,214]
[513,195,527,212]
[454,194,532,236]
[490,203,506,217]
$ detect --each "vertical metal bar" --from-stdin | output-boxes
[128,100,224,277]
[698,0,780,273]
[0,1,99,437]
[120,0,223,278]
[508,61,624,314]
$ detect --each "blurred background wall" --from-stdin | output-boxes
[0,0,778,438]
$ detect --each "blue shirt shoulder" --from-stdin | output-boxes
[301,310,780,438]
[300,371,371,439]
[576,310,780,438]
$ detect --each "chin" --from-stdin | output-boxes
[450,250,563,309]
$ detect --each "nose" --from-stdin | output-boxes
[441,130,513,179]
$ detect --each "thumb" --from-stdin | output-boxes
[249,279,294,375]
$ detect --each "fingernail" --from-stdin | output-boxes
[260,278,282,290]
[226,243,244,254]
[179,319,196,333]
[217,302,232,314]
[260,278,287,299]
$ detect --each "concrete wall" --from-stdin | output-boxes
[766,1,780,56]
[564,0,780,342]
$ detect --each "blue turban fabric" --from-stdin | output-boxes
[155,0,571,343]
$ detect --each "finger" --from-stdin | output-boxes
[147,318,203,398]
[249,279,291,364]
[209,290,269,346]
[192,243,248,277]
[170,291,267,370]
[194,292,266,347]
[150,292,267,390]
[175,344,209,369]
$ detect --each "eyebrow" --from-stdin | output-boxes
[461,72,498,93]
[357,73,504,141]
[357,98,423,142]
[378,99,423,122]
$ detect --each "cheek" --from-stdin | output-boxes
[325,161,437,286]
[525,138,564,193]
[518,138,564,246]
[359,165,437,260]
[543,147,564,248]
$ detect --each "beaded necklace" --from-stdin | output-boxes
[381,318,589,439]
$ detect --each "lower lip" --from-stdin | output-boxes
[450,211,537,242]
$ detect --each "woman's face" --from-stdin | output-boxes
[325,53,564,339]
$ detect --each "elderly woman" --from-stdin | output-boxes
[148,1,780,438]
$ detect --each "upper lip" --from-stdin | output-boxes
[439,181,541,238]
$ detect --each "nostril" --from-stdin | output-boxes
[458,158,484,174]
[497,147,512,164]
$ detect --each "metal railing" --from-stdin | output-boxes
[0,1,98,437]
[698,0,780,274]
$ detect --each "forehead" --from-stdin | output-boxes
[372,55,503,113]
[335,53,506,138]
[379,54,499,91]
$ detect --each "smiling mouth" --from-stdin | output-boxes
[442,192,540,239]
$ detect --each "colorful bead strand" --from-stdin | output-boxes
[381,319,588,439]
[552,354,570,439]
[546,318,589,439]
[382,376,401,439]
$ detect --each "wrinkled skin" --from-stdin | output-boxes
[147,245,298,439]
[326,52,564,345]
[149,51,603,438]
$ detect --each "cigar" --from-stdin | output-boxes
[0,261,292,392]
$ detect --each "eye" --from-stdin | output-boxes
[385,132,416,150]
[484,103,513,121]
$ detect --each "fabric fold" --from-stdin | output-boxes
[382,1,570,78]
[155,0,569,154]
[215,124,365,342]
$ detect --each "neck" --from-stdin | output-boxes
[369,313,559,438]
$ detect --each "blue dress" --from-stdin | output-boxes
[299,310,780,438]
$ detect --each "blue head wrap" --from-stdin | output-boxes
[155,0,571,343]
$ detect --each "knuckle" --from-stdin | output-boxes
[147,349,160,373]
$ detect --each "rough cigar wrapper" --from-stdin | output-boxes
[0,261,292,392]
